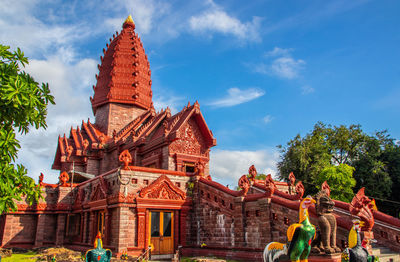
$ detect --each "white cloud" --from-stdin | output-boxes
[210,148,280,187]
[301,85,315,94]
[208,87,265,107]
[250,47,306,80]
[271,57,305,79]
[189,1,261,42]
[266,47,293,57]
[263,115,273,124]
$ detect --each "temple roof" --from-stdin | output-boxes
[90,15,153,114]
[52,101,216,172]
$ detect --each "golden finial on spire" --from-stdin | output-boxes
[123,15,135,29]
[125,15,134,24]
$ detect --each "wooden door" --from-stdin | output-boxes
[149,211,174,255]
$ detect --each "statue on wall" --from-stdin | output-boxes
[312,181,341,254]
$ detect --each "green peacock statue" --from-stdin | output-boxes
[263,196,316,262]
[85,232,112,262]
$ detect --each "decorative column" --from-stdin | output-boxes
[257,198,272,246]
[34,214,46,247]
[179,209,189,246]
[88,211,95,244]
[55,214,66,245]
[105,209,111,246]
[233,196,245,248]
[137,208,146,249]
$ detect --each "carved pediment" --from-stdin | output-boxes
[169,118,208,156]
[139,175,186,200]
[90,179,108,202]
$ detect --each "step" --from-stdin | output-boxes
[375,253,400,262]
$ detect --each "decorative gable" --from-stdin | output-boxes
[139,175,186,200]
[90,177,109,202]
[170,118,208,156]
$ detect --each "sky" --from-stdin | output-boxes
[1,0,399,187]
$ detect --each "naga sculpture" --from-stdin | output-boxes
[349,188,376,231]
[263,196,316,262]
[238,175,250,197]
[312,181,341,254]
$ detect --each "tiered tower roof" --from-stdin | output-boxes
[90,15,153,113]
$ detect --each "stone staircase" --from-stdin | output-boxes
[372,245,400,262]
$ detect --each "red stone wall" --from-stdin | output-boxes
[43,215,57,244]
[86,158,100,176]
[8,215,37,245]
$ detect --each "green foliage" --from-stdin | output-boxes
[0,44,55,214]
[315,164,356,202]
[277,122,363,196]
[278,122,399,208]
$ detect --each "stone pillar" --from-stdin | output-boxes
[179,209,189,246]
[105,209,111,246]
[80,212,84,243]
[55,214,66,246]
[0,215,13,247]
[34,214,46,247]
[137,208,146,249]
[257,198,272,246]
[113,207,132,255]
[88,211,97,243]
[233,196,245,247]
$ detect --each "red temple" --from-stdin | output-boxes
[0,16,399,261]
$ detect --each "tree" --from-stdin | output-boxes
[315,164,356,202]
[0,45,55,214]
[277,122,396,202]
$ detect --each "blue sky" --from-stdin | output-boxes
[1,0,399,187]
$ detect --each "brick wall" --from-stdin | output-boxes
[43,215,57,244]
[9,215,37,245]
[95,103,146,136]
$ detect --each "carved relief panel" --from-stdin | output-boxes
[169,118,207,156]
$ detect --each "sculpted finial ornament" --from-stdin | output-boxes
[238,175,250,197]
[295,181,305,199]
[288,172,296,186]
[59,171,69,186]
[349,187,376,231]
[321,180,331,197]
[39,173,44,186]
[119,150,132,170]
[264,174,275,197]
[66,145,73,161]
[248,165,257,183]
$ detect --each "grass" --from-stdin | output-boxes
[2,251,38,261]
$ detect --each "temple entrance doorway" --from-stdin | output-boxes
[149,211,174,255]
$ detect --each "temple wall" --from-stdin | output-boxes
[43,215,57,244]
[95,103,147,136]
[7,215,37,245]
[99,149,119,175]
[86,158,100,176]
